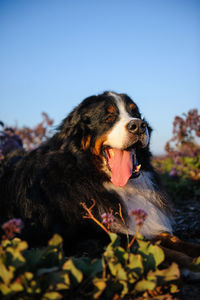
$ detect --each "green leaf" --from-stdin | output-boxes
[108,232,120,245]
[0,283,11,295]
[114,246,128,264]
[127,253,144,282]
[104,241,128,281]
[0,263,14,284]
[148,244,165,267]
[93,277,107,299]
[119,280,129,298]
[117,266,127,281]
[108,262,127,280]
[104,233,121,259]
[170,283,180,293]
[24,272,34,281]
[134,279,156,292]
[105,249,127,280]
[136,233,144,240]
[56,282,69,291]
[1,239,12,248]
[5,239,28,267]
[161,262,180,281]
[147,262,180,283]
[48,234,63,247]
[191,256,200,272]
[24,248,46,268]
[63,273,70,287]
[6,247,26,264]
[42,291,62,300]
[63,258,83,284]
[12,238,28,251]
[137,240,164,272]
[73,257,103,278]
[43,269,71,291]
[10,281,24,292]
[127,253,143,274]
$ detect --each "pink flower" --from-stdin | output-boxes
[129,208,148,227]
[101,211,116,229]
[2,218,23,240]
[169,168,177,177]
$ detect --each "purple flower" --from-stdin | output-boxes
[101,211,116,229]
[169,168,177,177]
[2,218,23,240]
[129,208,148,227]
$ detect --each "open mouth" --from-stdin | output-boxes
[104,147,141,187]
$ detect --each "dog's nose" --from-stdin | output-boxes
[127,119,146,134]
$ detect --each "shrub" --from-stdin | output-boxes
[0,206,183,299]
[153,109,200,202]
[164,108,200,181]
[0,232,181,300]
[165,108,200,156]
[0,113,54,158]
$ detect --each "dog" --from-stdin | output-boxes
[0,91,199,277]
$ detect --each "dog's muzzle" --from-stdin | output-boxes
[127,119,147,134]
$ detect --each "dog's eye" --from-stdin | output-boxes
[105,114,116,123]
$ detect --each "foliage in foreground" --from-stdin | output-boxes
[0,232,182,300]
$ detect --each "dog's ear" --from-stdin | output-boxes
[47,110,82,151]
[59,95,97,135]
[54,114,81,151]
[60,110,81,132]
[52,98,94,152]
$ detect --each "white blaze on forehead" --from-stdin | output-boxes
[105,92,139,149]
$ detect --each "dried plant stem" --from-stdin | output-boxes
[116,203,130,249]
[80,201,109,234]
[127,233,137,249]
[127,226,141,249]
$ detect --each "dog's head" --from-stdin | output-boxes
[59,91,152,187]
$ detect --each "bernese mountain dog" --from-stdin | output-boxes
[0,91,199,275]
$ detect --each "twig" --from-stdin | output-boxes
[80,200,109,234]
[115,203,130,249]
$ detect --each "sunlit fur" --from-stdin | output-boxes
[104,172,173,238]
[105,92,149,149]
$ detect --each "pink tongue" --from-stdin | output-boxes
[106,148,133,187]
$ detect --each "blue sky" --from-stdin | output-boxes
[0,0,199,154]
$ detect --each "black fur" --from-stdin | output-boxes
[0,91,156,256]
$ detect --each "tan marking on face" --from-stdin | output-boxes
[107,105,115,113]
[93,134,108,156]
[129,103,136,110]
[82,135,91,151]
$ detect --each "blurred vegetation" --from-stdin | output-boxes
[0,112,53,159]
[152,109,200,202]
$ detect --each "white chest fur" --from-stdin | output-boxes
[104,171,173,239]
